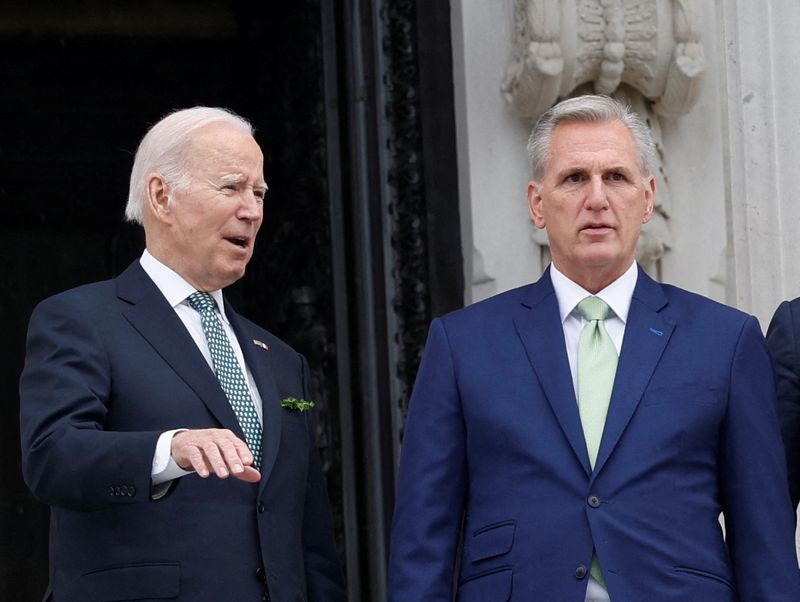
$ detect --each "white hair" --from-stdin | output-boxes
[125,106,254,224]
[527,95,657,182]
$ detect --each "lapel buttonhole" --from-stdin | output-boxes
[253,339,270,351]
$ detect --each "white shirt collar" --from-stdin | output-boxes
[549,261,638,324]
[139,250,229,324]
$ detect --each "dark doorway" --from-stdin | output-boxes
[1,1,462,600]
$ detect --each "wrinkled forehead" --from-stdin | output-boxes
[547,119,642,169]
[185,122,264,174]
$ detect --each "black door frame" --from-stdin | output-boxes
[322,1,462,599]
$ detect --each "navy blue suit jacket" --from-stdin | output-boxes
[766,298,800,511]
[389,266,800,601]
[20,261,345,601]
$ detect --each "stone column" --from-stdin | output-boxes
[720,0,800,325]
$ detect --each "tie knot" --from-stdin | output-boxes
[576,296,612,322]
[187,291,217,313]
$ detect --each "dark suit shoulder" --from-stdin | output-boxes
[30,278,118,319]
[31,259,149,318]
[770,297,800,328]
[779,296,800,309]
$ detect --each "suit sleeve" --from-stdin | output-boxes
[388,318,467,601]
[20,295,161,510]
[766,300,800,510]
[299,355,347,601]
[719,315,800,599]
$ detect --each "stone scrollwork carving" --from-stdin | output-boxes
[502,0,563,120]
[503,0,704,271]
[655,0,705,118]
[502,0,705,119]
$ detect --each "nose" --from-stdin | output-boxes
[584,175,609,210]
[238,190,264,222]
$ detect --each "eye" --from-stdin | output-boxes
[565,173,584,183]
[607,172,626,182]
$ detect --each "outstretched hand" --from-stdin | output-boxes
[171,429,260,482]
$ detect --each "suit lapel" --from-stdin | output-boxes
[226,307,283,491]
[592,268,674,476]
[115,262,244,437]
[514,271,591,476]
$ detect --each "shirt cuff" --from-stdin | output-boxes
[151,429,194,492]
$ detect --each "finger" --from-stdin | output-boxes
[172,430,215,476]
[233,466,261,483]
[200,440,230,479]
[232,437,254,467]
[185,445,211,478]
[217,438,246,475]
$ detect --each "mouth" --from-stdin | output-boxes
[580,224,613,234]
[224,236,250,250]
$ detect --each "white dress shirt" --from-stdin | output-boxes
[550,260,638,602]
[139,250,264,490]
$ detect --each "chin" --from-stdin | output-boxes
[228,264,249,283]
[204,266,247,291]
[576,249,618,266]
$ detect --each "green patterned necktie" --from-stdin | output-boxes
[576,295,618,589]
[188,292,262,469]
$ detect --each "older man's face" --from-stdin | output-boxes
[527,119,654,292]
[163,122,266,292]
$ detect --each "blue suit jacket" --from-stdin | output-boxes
[389,266,800,601]
[20,261,345,602]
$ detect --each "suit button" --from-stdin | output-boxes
[258,503,266,514]
[108,486,115,497]
[575,564,588,579]
[255,567,266,583]
[127,485,136,497]
[588,495,601,508]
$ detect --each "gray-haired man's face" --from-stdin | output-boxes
[527,119,655,292]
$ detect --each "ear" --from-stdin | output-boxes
[146,174,172,224]
[528,180,546,229]
[642,175,656,224]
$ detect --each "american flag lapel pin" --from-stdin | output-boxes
[253,339,270,351]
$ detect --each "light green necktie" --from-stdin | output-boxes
[576,295,618,589]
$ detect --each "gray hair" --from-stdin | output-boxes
[527,95,657,181]
[125,106,254,224]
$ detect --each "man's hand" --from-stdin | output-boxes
[171,429,260,482]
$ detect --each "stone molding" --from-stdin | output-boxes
[502,0,705,121]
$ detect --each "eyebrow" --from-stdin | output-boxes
[219,173,269,190]
[554,165,635,178]
[219,174,246,186]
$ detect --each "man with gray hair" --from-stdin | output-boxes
[389,94,800,600]
[20,107,346,601]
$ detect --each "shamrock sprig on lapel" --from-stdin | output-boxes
[281,397,315,412]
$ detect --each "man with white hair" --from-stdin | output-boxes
[20,107,345,602]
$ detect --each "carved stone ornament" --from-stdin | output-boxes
[502,0,705,120]
[503,0,704,273]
